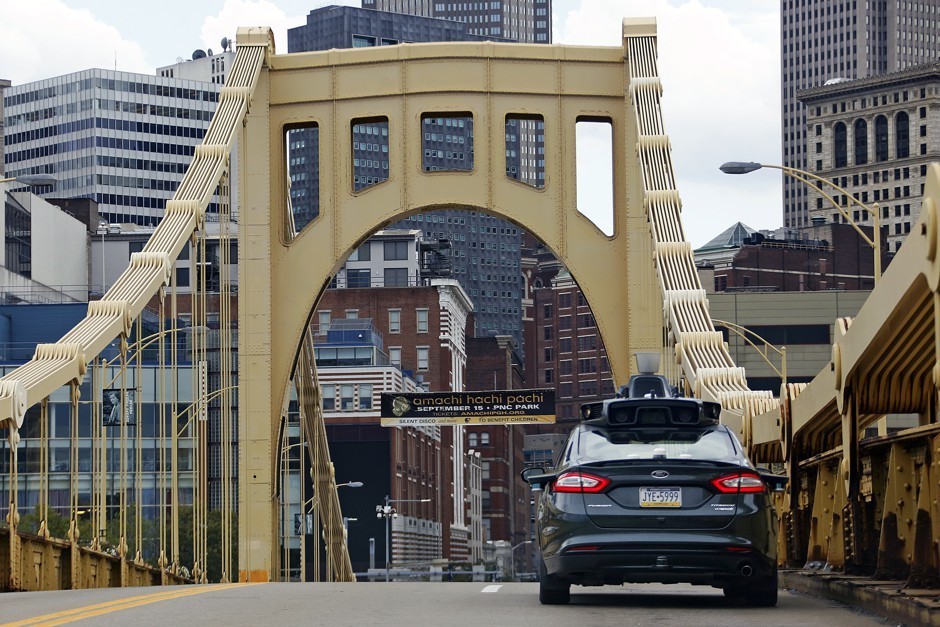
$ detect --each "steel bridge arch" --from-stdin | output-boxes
[238,22,672,581]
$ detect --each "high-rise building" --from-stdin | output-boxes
[362,0,552,43]
[287,4,549,347]
[0,78,10,178]
[2,48,236,226]
[798,62,940,253]
[780,0,938,229]
[2,69,220,225]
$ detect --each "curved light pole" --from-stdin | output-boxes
[376,496,431,582]
[720,161,881,284]
[712,319,787,392]
[0,174,57,186]
[510,539,532,581]
[299,480,362,582]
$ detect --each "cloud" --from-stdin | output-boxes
[199,0,314,55]
[0,0,151,84]
[556,0,782,245]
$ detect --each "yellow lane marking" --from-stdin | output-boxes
[3,583,255,627]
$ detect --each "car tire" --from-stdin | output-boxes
[745,570,778,608]
[538,556,570,605]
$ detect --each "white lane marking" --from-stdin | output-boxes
[481,585,502,593]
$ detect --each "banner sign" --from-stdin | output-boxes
[103,389,136,427]
[380,389,556,427]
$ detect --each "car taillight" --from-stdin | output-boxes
[710,472,766,494]
[553,471,611,493]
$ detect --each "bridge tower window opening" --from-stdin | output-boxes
[505,113,545,189]
[420,113,473,172]
[352,117,389,192]
[575,117,614,236]
[285,121,320,234]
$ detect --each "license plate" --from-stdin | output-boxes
[640,487,682,507]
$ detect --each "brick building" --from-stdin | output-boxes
[315,279,474,563]
[695,220,885,292]
[465,335,529,549]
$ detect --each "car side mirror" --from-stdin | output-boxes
[758,470,788,493]
[521,466,553,492]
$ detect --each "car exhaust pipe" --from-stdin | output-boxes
[739,563,754,577]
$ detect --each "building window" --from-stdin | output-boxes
[833,122,847,168]
[480,432,489,445]
[874,115,888,161]
[347,269,370,288]
[469,432,478,447]
[321,384,335,411]
[348,242,371,261]
[318,311,331,336]
[389,346,402,367]
[345,309,358,319]
[853,119,867,166]
[384,267,408,287]
[384,240,409,260]
[340,385,355,411]
[358,384,373,410]
[389,309,401,334]
[544,368,553,384]
[896,112,910,158]
[352,34,376,47]
[416,309,429,333]
[417,346,429,370]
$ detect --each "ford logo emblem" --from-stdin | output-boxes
[651,470,669,479]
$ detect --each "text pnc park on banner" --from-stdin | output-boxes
[380,389,556,427]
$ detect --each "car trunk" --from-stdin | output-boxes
[579,461,741,530]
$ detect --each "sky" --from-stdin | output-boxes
[0,0,782,247]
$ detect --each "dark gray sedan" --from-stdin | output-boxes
[523,396,780,606]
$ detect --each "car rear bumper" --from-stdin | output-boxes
[544,543,775,587]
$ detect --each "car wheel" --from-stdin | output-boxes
[745,570,778,608]
[538,556,570,605]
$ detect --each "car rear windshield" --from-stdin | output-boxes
[578,426,739,462]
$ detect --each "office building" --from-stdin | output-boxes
[362,0,552,43]
[2,68,224,226]
[798,62,940,253]
[157,47,236,86]
[781,0,938,229]
[0,78,10,177]
[314,272,475,564]
[287,4,547,347]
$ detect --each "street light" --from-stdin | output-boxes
[376,495,431,582]
[510,540,532,581]
[0,173,57,186]
[712,319,787,393]
[300,480,362,582]
[719,161,882,284]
